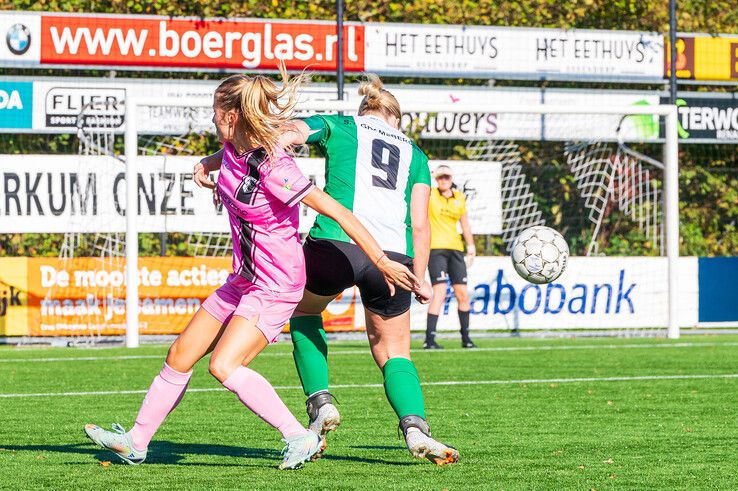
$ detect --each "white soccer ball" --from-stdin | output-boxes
[510,226,569,284]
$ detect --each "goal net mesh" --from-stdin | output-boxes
[38,99,673,342]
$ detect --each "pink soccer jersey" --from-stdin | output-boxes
[216,142,315,293]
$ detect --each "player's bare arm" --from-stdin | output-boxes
[459,213,475,267]
[278,119,315,148]
[410,183,432,304]
[193,148,224,189]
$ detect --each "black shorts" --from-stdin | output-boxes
[303,236,413,317]
[428,249,467,285]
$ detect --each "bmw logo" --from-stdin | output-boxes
[6,23,31,56]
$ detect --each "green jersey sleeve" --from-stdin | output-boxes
[301,115,333,148]
[409,145,431,186]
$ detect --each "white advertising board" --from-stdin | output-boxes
[13,77,661,140]
[408,256,698,330]
[0,155,323,234]
[364,24,664,81]
[0,155,502,234]
[431,161,502,235]
[1,11,664,82]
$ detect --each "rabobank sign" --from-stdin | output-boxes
[468,269,635,316]
[0,81,32,129]
[411,257,698,330]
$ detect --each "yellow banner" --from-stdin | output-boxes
[0,257,358,337]
[667,35,738,81]
[0,258,29,336]
[694,37,738,81]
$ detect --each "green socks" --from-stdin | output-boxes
[290,316,328,397]
[382,357,426,419]
[291,318,426,420]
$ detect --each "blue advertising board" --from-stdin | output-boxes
[0,81,32,129]
[698,257,738,322]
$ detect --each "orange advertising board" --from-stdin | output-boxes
[39,15,364,72]
[0,257,359,337]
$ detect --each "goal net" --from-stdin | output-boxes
[26,93,681,345]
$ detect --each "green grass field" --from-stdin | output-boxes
[1,334,737,490]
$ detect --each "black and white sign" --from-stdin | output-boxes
[432,161,502,234]
[365,24,664,81]
[44,86,126,129]
[0,155,501,235]
[659,96,738,141]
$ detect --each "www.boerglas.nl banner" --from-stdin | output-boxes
[0,11,663,81]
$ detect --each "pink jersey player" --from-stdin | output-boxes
[201,142,315,343]
[218,142,314,292]
[84,68,419,470]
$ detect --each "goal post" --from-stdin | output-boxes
[119,97,680,347]
[124,98,140,348]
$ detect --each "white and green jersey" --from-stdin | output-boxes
[303,114,431,257]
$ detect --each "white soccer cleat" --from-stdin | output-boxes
[400,415,459,466]
[278,431,322,470]
[308,402,341,439]
[84,423,147,465]
[405,428,459,465]
[306,391,341,440]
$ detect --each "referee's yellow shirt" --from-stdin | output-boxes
[429,188,467,251]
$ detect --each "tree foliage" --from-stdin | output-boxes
[3,0,737,32]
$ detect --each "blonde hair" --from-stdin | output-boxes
[357,74,401,121]
[215,62,307,161]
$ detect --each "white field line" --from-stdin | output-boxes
[1,341,738,364]
[1,373,737,399]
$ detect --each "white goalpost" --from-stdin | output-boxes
[117,98,679,348]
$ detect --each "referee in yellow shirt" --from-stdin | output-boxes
[424,165,477,349]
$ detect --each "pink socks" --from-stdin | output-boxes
[127,363,305,449]
[129,363,192,451]
[222,366,307,439]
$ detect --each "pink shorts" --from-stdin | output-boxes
[202,274,304,343]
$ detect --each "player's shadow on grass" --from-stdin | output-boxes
[147,441,280,465]
[3,441,416,466]
[351,445,406,451]
[149,442,416,467]
[1,441,280,467]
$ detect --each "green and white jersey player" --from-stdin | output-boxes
[281,74,459,466]
[304,108,429,258]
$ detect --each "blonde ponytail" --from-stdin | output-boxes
[358,74,401,121]
[215,62,308,162]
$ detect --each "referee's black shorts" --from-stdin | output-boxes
[303,236,414,318]
[428,249,468,285]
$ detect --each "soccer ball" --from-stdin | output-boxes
[510,226,569,284]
